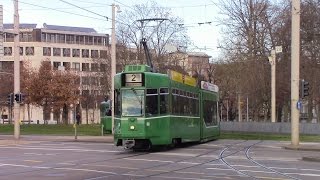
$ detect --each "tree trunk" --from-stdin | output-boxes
[27,103,31,124]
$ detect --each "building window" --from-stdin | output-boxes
[19,47,23,56]
[58,34,65,43]
[82,63,90,71]
[85,36,93,45]
[82,77,90,85]
[43,47,51,56]
[72,62,80,71]
[91,63,99,72]
[100,50,108,59]
[26,47,34,56]
[20,32,32,42]
[53,62,61,70]
[66,35,74,44]
[4,47,12,56]
[5,33,14,42]
[63,62,70,70]
[91,50,99,58]
[53,48,61,56]
[100,64,107,72]
[63,48,70,57]
[72,49,80,57]
[82,49,89,58]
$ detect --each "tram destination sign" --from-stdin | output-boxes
[125,73,142,87]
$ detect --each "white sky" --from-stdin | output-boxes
[1,0,222,58]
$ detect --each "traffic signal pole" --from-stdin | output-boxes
[13,0,20,140]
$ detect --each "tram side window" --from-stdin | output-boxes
[203,100,218,126]
[146,89,158,116]
[160,88,169,114]
[115,89,121,117]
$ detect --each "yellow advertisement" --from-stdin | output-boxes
[169,70,197,87]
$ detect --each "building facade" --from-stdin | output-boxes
[0,23,110,124]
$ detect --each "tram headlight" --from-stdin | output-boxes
[130,125,135,130]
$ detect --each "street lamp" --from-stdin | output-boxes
[268,46,282,123]
[111,4,121,134]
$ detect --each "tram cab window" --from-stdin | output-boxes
[122,89,144,116]
[160,88,169,114]
[146,89,158,117]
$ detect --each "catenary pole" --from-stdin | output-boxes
[111,4,116,134]
[13,0,20,140]
[291,0,300,147]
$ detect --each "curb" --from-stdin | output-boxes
[302,156,320,162]
[284,145,320,152]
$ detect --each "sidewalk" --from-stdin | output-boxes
[0,134,114,144]
[284,143,320,162]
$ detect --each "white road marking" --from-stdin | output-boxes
[153,175,212,180]
[24,152,57,156]
[286,173,320,177]
[206,167,235,171]
[0,163,118,175]
[81,164,138,170]
[153,152,196,157]
[57,163,76,165]
[123,158,174,163]
[178,161,200,165]
[0,146,120,153]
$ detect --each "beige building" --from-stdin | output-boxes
[169,50,211,79]
[0,23,110,124]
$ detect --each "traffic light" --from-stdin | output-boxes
[6,93,14,106]
[14,93,24,103]
[300,79,310,99]
[15,93,20,102]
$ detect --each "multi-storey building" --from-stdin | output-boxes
[0,23,110,124]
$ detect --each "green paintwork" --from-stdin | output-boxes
[113,64,220,147]
[100,101,112,133]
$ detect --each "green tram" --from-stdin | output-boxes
[113,64,220,149]
[100,101,112,133]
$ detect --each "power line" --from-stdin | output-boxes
[59,0,109,20]
[19,1,107,21]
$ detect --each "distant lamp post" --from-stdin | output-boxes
[268,46,282,123]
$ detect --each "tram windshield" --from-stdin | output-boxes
[122,89,144,116]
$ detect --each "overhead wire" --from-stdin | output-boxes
[18,1,107,21]
[59,0,109,20]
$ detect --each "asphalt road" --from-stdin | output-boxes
[0,138,319,180]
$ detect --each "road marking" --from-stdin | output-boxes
[0,146,120,153]
[206,167,234,171]
[23,160,43,163]
[24,152,57,156]
[178,161,200,165]
[153,175,212,180]
[81,164,137,170]
[57,163,76,165]
[123,158,174,163]
[286,173,320,177]
[153,152,195,157]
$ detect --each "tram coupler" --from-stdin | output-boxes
[123,139,135,149]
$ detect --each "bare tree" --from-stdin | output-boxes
[116,1,190,70]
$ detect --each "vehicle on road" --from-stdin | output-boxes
[113,39,220,150]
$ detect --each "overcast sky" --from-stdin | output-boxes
[2,0,222,58]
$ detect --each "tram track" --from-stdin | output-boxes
[219,140,302,180]
[105,140,249,179]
